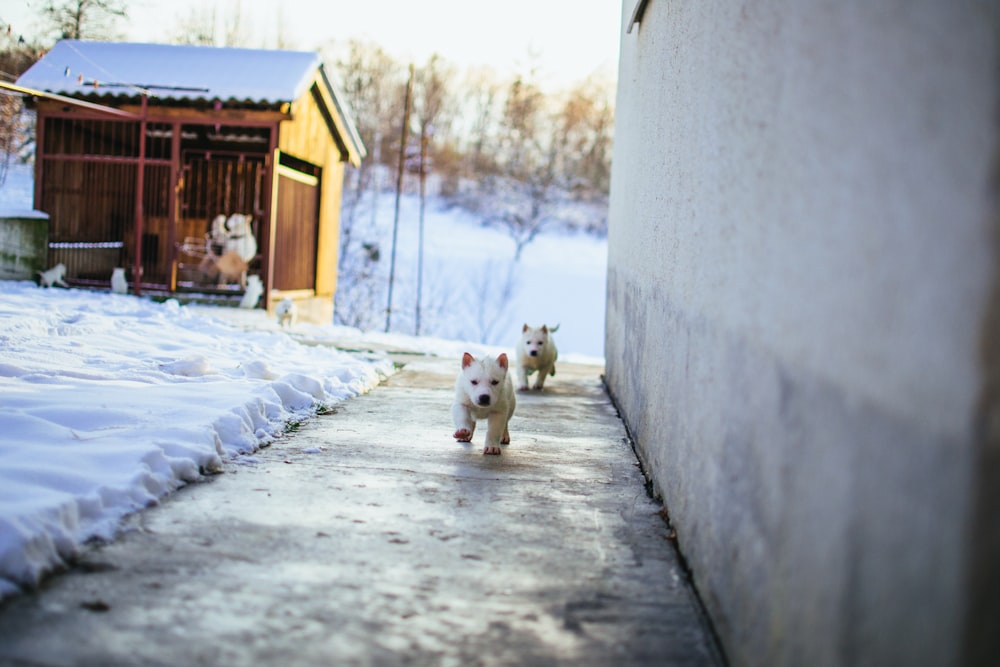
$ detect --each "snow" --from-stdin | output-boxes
[0,161,608,600]
[0,282,398,599]
[0,163,39,219]
[16,40,321,105]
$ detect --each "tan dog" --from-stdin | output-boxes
[515,324,559,391]
[213,251,249,287]
[452,352,516,455]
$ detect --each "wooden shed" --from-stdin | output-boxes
[15,39,364,319]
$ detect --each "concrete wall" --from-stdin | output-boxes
[606,2,999,665]
[0,212,49,280]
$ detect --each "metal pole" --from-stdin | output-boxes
[369,129,380,231]
[415,124,428,336]
[385,64,413,333]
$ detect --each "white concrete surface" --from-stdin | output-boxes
[606,1,999,665]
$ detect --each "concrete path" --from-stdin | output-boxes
[0,353,723,666]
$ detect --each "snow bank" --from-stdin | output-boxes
[0,282,393,598]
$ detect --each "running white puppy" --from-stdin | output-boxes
[275,297,297,328]
[37,263,69,288]
[452,352,516,455]
[515,324,559,391]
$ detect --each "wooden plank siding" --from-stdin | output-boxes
[277,75,348,300]
[271,165,319,291]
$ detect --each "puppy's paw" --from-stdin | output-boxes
[517,385,529,392]
[483,445,502,455]
[501,435,510,445]
[453,429,472,442]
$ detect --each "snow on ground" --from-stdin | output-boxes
[0,283,397,599]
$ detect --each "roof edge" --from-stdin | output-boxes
[315,64,367,167]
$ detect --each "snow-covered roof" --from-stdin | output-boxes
[16,40,366,164]
[17,40,320,105]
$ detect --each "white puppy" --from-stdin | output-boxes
[515,324,559,391]
[37,263,69,288]
[276,297,297,328]
[239,275,263,308]
[209,214,229,247]
[223,213,258,263]
[452,352,516,455]
[110,267,128,294]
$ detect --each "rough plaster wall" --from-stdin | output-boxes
[606,1,998,665]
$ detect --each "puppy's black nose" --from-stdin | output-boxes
[477,395,491,406]
[530,351,538,356]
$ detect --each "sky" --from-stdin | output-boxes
[3,0,624,89]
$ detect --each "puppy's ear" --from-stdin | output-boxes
[497,353,509,370]
[462,352,475,369]
[522,323,529,332]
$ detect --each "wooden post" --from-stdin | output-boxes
[385,64,414,333]
[132,94,147,295]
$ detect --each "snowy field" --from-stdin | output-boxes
[0,164,608,599]
[337,182,609,358]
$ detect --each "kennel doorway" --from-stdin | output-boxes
[270,154,320,293]
[173,149,268,293]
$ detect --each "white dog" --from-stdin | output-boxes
[516,324,559,391]
[276,297,297,328]
[110,267,128,294]
[223,214,257,263]
[201,214,256,288]
[452,352,516,455]
[208,214,229,249]
[239,275,263,308]
[37,263,69,288]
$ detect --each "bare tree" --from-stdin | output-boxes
[169,1,287,49]
[413,55,452,146]
[462,67,502,180]
[554,75,615,204]
[477,72,563,261]
[37,0,128,41]
[412,54,452,334]
[170,6,217,46]
[331,39,404,259]
[328,40,406,329]
[221,0,247,47]
[0,32,44,188]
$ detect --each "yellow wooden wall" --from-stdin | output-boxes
[277,75,349,299]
